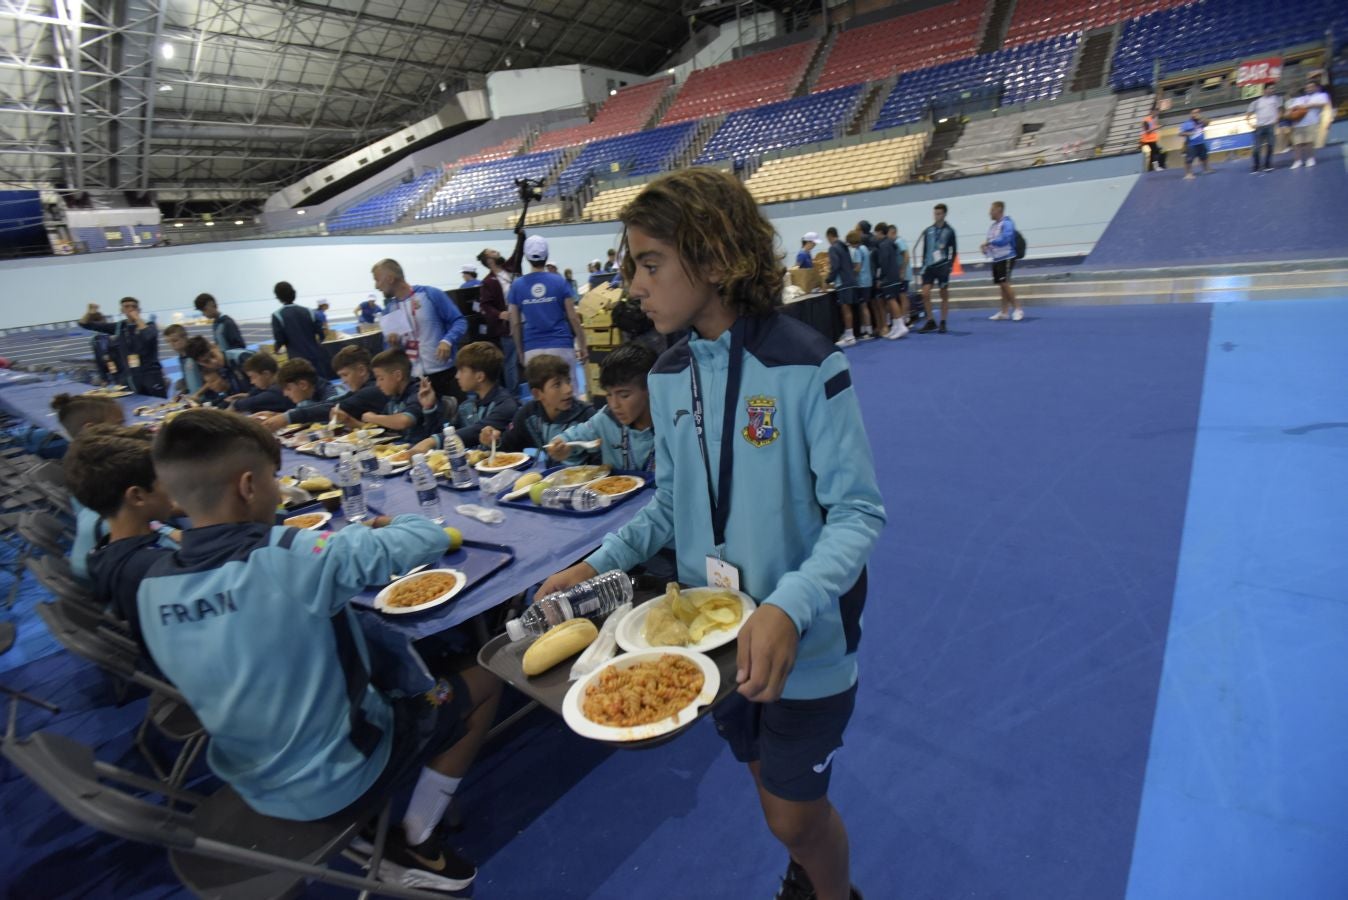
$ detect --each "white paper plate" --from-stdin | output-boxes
[373,568,467,615]
[615,587,756,655]
[281,510,332,530]
[585,475,646,501]
[562,647,719,742]
[475,453,532,474]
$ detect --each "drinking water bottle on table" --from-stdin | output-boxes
[410,453,444,524]
[336,451,366,523]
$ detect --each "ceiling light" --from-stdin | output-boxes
[158,84,173,92]
[667,68,676,75]
[938,117,948,123]
[518,37,526,48]
[173,221,183,227]
[609,89,617,96]
[160,42,174,60]
[504,56,512,66]
[531,17,539,28]
[233,219,244,225]
[205,221,215,226]
[296,209,306,215]
[438,81,447,92]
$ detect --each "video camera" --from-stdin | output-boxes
[515,177,545,204]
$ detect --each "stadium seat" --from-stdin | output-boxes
[532,78,674,152]
[937,96,1117,177]
[812,0,985,93]
[873,34,1080,130]
[581,183,648,222]
[1004,0,1189,48]
[414,150,564,220]
[743,133,931,205]
[662,40,818,124]
[325,170,442,233]
[696,86,863,165]
[549,122,697,198]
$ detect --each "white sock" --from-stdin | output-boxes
[403,768,461,845]
[842,328,853,339]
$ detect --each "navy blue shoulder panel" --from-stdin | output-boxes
[744,313,838,369]
[651,334,692,375]
[146,522,279,578]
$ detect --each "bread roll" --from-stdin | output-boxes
[522,619,598,676]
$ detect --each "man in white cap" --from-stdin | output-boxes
[508,235,587,371]
[459,265,481,289]
[797,232,819,268]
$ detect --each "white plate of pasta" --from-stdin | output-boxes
[373,568,467,615]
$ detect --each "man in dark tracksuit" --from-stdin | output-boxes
[822,227,860,347]
[79,297,166,397]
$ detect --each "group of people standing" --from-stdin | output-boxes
[796,201,1025,345]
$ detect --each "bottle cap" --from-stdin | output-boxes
[505,617,525,642]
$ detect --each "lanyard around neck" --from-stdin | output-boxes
[688,321,745,550]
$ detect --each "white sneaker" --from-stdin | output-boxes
[1183,173,1196,180]
[835,332,857,348]
[859,328,875,341]
[1306,158,1316,167]
[885,322,908,340]
[1290,160,1303,169]
[989,311,1008,321]
[1011,309,1024,322]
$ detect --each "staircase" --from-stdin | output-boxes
[977,0,1017,55]
[648,82,679,129]
[798,28,838,95]
[675,115,725,169]
[914,118,965,180]
[1070,26,1118,92]
[845,76,897,136]
[1100,94,1155,156]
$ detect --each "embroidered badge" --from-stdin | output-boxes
[742,395,779,447]
[312,533,331,554]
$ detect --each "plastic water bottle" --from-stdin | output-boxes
[442,426,475,488]
[505,570,634,641]
[410,453,444,524]
[357,436,384,510]
[336,451,367,523]
[537,486,612,512]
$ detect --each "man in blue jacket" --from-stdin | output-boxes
[821,227,860,347]
[981,200,1023,321]
[915,203,957,334]
[373,258,468,401]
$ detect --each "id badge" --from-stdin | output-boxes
[105,360,118,374]
[706,555,741,592]
[126,353,141,368]
[403,337,420,362]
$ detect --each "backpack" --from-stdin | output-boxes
[610,295,654,336]
[1013,230,1027,260]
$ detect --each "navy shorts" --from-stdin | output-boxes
[921,264,952,288]
[832,285,859,306]
[992,258,1015,284]
[335,672,471,820]
[856,285,873,303]
[713,683,858,802]
[1185,142,1207,162]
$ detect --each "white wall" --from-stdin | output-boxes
[1,157,1140,329]
[487,65,643,118]
[671,12,781,82]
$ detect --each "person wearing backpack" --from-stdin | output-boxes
[981,200,1023,322]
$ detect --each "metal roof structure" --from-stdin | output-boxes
[0,0,698,201]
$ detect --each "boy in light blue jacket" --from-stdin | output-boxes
[544,342,657,472]
[541,169,885,900]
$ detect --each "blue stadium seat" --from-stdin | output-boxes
[326,170,442,233]
[1110,0,1345,90]
[695,86,863,165]
[873,35,1079,130]
[549,123,697,197]
[414,150,563,220]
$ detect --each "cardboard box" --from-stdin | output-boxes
[789,266,822,293]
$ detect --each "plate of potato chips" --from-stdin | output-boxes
[616,583,755,655]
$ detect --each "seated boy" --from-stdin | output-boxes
[327,345,399,429]
[163,324,203,395]
[50,393,126,583]
[410,341,518,453]
[65,425,179,648]
[139,409,501,891]
[479,353,595,464]
[186,336,250,396]
[544,342,656,471]
[359,348,435,444]
[261,358,343,429]
[232,353,294,415]
[198,368,234,409]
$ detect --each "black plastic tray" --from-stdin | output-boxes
[493,467,653,517]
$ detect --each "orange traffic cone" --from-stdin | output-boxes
[951,253,964,277]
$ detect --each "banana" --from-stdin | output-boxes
[522,618,599,676]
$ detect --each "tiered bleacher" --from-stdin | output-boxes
[937,95,1117,177]
[581,182,647,222]
[415,150,562,220]
[458,136,526,165]
[695,86,863,165]
[873,34,1080,129]
[1111,0,1348,90]
[744,133,929,204]
[661,39,817,124]
[549,122,696,198]
[532,78,673,152]
[1004,0,1188,47]
[325,170,442,233]
[811,0,986,93]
